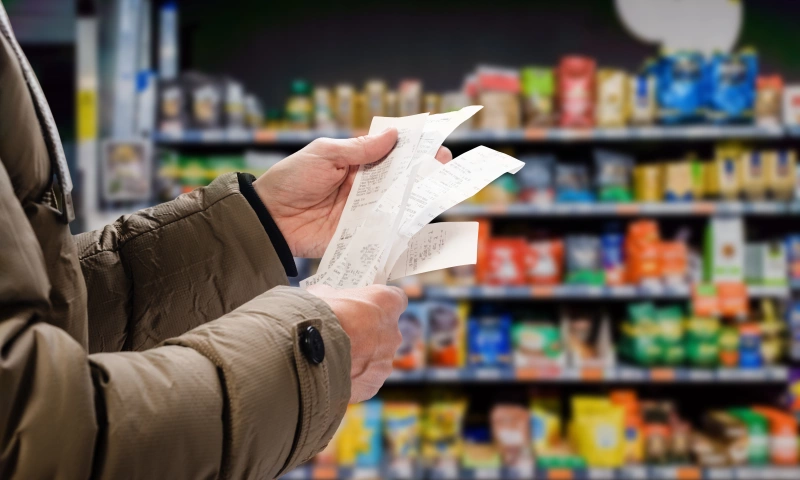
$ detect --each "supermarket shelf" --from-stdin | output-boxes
[418,284,789,300]
[281,465,800,480]
[443,201,800,218]
[153,124,787,146]
[385,366,790,384]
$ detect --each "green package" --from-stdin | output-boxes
[727,408,769,465]
[512,322,561,360]
[628,302,657,325]
[656,306,685,344]
[685,338,719,367]
[685,316,720,342]
[206,155,244,179]
[179,156,210,189]
[619,335,662,366]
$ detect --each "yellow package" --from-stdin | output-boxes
[764,149,797,200]
[384,403,422,465]
[662,162,694,201]
[353,93,368,130]
[711,144,743,200]
[530,397,562,456]
[634,165,662,201]
[596,69,629,127]
[337,404,375,466]
[740,150,768,200]
[570,396,625,468]
[422,400,467,464]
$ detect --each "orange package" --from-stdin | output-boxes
[484,238,528,286]
[751,407,798,465]
[526,240,564,285]
[692,284,719,317]
[717,282,748,319]
[626,220,661,284]
[659,241,688,281]
[475,219,493,284]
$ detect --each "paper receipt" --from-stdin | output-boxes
[301,106,525,289]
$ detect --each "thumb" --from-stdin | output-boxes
[328,127,398,167]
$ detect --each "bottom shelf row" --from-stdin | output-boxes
[281,464,800,480]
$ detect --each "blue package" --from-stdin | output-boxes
[355,400,383,467]
[601,232,624,273]
[656,51,705,124]
[705,51,758,124]
[555,163,594,203]
[467,315,512,367]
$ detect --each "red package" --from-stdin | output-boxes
[557,56,596,128]
[475,219,493,284]
[484,238,528,285]
[526,240,564,285]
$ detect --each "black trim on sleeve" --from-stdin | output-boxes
[237,172,298,277]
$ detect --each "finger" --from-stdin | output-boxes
[434,146,453,164]
[321,127,399,167]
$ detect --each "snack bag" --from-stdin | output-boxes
[384,403,422,473]
[555,163,593,202]
[467,314,512,367]
[594,149,634,202]
[557,56,596,128]
[740,150,768,200]
[711,143,743,200]
[764,149,796,201]
[633,165,663,202]
[656,51,705,124]
[629,72,657,125]
[521,67,555,126]
[427,302,467,368]
[364,80,387,118]
[526,240,564,285]
[755,75,783,126]
[601,232,625,286]
[530,396,561,455]
[570,396,625,468]
[705,50,758,124]
[512,322,563,369]
[518,155,556,204]
[423,400,467,465]
[394,302,428,370]
[565,236,604,285]
[596,69,628,127]
[491,404,532,468]
[663,162,694,201]
[660,241,688,287]
[337,401,383,467]
[485,238,528,285]
[610,390,644,464]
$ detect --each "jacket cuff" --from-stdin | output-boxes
[237,172,297,277]
[164,285,350,479]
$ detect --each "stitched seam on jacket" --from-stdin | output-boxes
[78,185,241,261]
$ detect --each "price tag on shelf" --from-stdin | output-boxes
[523,128,547,140]
[545,468,574,480]
[687,369,714,382]
[588,468,615,479]
[474,368,503,381]
[530,286,555,297]
[650,368,676,382]
[619,466,648,480]
[352,467,379,480]
[706,468,734,480]
[473,467,501,480]
[254,129,277,142]
[311,465,337,480]
[429,368,460,381]
[581,367,604,381]
[617,367,646,381]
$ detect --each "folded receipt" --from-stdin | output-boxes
[300,106,525,289]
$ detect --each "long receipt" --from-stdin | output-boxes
[300,106,525,289]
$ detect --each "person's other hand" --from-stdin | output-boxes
[306,284,407,403]
[253,129,453,258]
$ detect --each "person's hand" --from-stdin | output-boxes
[253,129,453,258]
[306,284,407,403]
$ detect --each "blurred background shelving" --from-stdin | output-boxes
[14,0,800,477]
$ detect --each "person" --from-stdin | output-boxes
[0,6,452,479]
